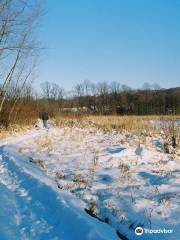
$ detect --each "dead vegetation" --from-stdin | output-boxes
[0,124,32,139]
[55,115,180,154]
[35,135,52,151]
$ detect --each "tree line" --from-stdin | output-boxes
[1,77,180,127]
[63,80,180,115]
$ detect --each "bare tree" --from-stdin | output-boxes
[97,82,109,114]
[0,0,43,125]
[74,83,85,108]
[41,81,51,100]
[110,81,121,114]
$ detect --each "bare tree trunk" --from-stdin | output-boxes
[0,0,42,123]
[7,70,33,123]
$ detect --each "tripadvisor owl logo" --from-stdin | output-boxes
[135,227,143,235]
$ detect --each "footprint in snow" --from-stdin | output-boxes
[107,145,125,154]
[97,174,114,184]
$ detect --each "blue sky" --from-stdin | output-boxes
[37,0,180,90]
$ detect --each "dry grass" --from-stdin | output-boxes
[86,115,156,133]
[86,115,180,133]
[55,114,179,135]
[35,135,52,151]
[53,113,85,128]
[0,124,32,139]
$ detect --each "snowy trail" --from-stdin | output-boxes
[0,129,119,240]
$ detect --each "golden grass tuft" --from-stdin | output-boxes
[0,124,32,139]
[35,135,52,151]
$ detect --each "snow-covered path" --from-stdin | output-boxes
[0,129,119,240]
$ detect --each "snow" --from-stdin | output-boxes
[0,122,179,240]
[0,130,118,240]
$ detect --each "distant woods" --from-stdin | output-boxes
[38,80,180,117]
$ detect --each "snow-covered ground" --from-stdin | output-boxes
[0,120,179,239]
[0,129,118,240]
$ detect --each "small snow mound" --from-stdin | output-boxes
[34,119,56,129]
[34,118,43,129]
